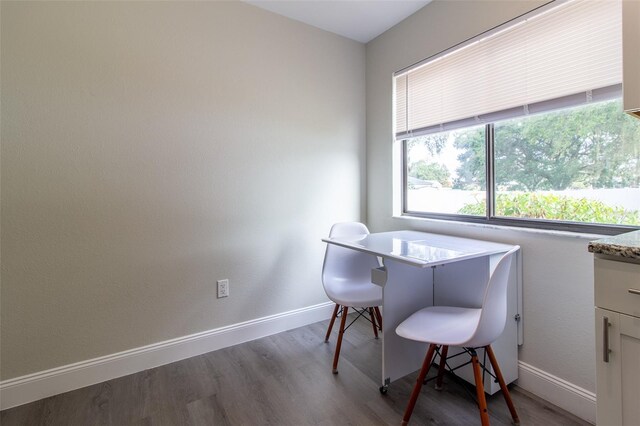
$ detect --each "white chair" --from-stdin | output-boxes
[322,222,383,374]
[395,246,520,426]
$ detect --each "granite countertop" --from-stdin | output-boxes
[588,230,640,260]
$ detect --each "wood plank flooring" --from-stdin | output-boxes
[1,314,591,425]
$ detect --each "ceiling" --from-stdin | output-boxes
[244,1,431,43]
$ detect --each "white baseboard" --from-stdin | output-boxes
[517,361,596,424]
[0,301,335,411]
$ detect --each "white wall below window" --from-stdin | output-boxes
[366,1,598,421]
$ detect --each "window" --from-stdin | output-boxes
[405,125,486,216]
[396,0,640,233]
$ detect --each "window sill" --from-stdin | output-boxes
[392,214,612,240]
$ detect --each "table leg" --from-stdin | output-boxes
[380,259,434,387]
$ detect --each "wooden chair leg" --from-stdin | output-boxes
[369,308,379,339]
[435,345,449,390]
[401,343,437,426]
[325,304,340,342]
[332,306,349,374]
[486,345,520,425]
[374,306,382,331]
[471,351,490,426]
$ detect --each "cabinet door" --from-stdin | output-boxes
[595,308,622,426]
[619,313,640,425]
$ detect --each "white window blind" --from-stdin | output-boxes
[395,0,623,139]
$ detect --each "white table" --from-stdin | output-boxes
[323,230,521,394]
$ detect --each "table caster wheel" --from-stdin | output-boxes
[379,385,388,395]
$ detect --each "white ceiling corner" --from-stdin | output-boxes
[244,0,431,43]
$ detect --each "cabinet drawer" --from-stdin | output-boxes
[595,258,640,317]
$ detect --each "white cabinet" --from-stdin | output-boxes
[623,0,640,119]
[594,258,640,425]
[595,308,640,425]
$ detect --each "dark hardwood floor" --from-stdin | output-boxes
[1,314,591,425]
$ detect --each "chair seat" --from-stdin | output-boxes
[395,306,482,347]
[324,277,382,308]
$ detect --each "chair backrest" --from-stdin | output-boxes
[467,246,520,347]
[322,222,380,289]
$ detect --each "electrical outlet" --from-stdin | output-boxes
[217,279,229,298]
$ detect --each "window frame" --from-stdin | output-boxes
[401,117,640,236]
[395,0,636,235]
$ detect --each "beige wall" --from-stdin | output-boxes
[366,0,598,393]
[1,0,602,399]
[0,1,366,379]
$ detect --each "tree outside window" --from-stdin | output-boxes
[405,99,640,227]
